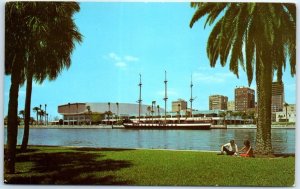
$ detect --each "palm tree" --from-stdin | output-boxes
[22,2,81,150]
[39,109,45,125]
[39,104,42,125]
[44,104,47,125]
[5,2,82,172]
[86,106,91,125]
[32,107,39,125]
[190,3,295,155]
[147,106,152,120]
[19,110,25,125]
[107,102,111,124]
[19,110,25,119]
[5,2,27,173]
[219,111,226,126]
[157,105,160,117]
[284,102,289,125]
[116,102,119,122]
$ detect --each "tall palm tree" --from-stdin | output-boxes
[284,102,289,125]
[147,106,152,120]
[5,2,82,172]
[19,110,25,125]
[32,107,39,125]
[107,102,111,124]
[21,2,81,150]
[44,104,47,125]
[19,110,25,119]
[190,3,295,155]
[116,102,119,121]
[5,2,27,173]
[86,106,91,125]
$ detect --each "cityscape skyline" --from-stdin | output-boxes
[3,2,296,120]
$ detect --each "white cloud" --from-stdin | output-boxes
[115,62,127,68]
[124,55,139,62]
[106,52,139,69]
[108,52,121,62]
[193,72,235,83]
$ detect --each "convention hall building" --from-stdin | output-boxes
[58,102,164,125]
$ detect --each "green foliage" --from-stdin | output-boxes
[5,146,295,186]
[190,3,296,85]
[91,113,105,123]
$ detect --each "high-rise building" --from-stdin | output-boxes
[209,95,228,110]
[272,81,284,112]
[227,101,235,111]
[172,99,187,112]
[235,87,255,112]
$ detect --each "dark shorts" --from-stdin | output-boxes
[222,146,235,155]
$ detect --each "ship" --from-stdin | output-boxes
[123,72,212,130]
[123,117,212,130]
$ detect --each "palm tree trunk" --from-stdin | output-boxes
[21,71,33,152]
[36,111,38,125]
[255,49,273,155]
[5,59,23,174]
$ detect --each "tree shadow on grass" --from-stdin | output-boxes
[5,149,134,185]
[71,147,136,152]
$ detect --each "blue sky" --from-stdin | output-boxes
[3,2,296,120]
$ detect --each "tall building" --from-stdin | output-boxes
[172,99,187,112]
[235,87,255,112]
[272,81,284,112]
[227,101,235,111]
[209,95,228,110]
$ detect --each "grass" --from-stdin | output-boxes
[4,146,295,186]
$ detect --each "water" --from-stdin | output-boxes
[4,127,295,154]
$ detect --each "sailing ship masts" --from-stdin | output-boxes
[164,71,168,124]
[190,75,193,118]
[138,74,142,122]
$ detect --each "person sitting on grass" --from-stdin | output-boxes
[219,139,238,156]
[239,139,254,157]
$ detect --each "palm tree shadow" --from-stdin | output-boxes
[6,149,134,185]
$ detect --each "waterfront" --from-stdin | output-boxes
[4,127,295,154]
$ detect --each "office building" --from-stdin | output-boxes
[272,81,284,112]
[172,99,187,112]
[209,95,228,110]
[227,101,235,111]
[235,87,255,112]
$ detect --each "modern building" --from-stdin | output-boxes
[272,81,285,112]
[227,101,235,111]
[172,99,187,112]
[58,102,164,125]
[235,87,255,112]
[209,95,228,110]
[275,104,296,122]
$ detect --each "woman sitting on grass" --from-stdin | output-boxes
[239,140,254,157]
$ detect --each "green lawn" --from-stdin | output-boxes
[4,146,295,186]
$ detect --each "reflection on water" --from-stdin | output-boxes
[4,128,295,154]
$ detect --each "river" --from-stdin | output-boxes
[4,127,295,154]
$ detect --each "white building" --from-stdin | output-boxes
[275,104,296,123]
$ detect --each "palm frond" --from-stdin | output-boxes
[190,3,216,28]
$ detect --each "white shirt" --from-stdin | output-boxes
[223,143,238,152]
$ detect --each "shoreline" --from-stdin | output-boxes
[5,124,295,129]
[12,145,296,156]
